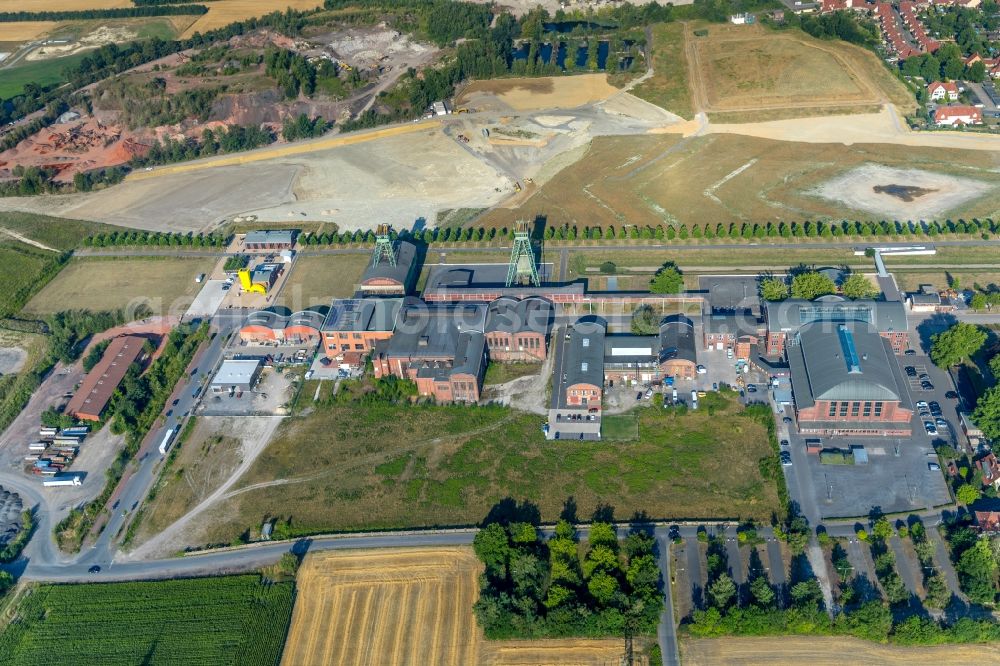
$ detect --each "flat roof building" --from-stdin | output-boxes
[211,359,263,392]
[321,297,404,364]
[423,263,585,303]
[66,335,148,422]
[605,334,659,385]
[244,230,296,250]
[558,320,605,410]
[787,322,912,436]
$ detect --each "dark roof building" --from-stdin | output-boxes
[357,241,418,296]
[66,335,148,421]
[373,302,487,402]
[244,230,296,249]
[322,298,405,334]
[765,297,907,334]
[423,263,584,303]
[787,322,912,435]
[485,296,554,362]
[659,314,698,378]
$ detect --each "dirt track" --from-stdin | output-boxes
[681,636,1000,665]
[283,547,624,666]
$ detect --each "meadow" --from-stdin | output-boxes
[632,21,692,119]
[193,391,779,545]
[0,575,294,666]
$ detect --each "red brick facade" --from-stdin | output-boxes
[796,399,913,436]
[485,331,546,362]
[767,330,907,357]
[566,382,601,409]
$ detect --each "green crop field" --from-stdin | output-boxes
[0,52,90,99]
[0,575,294,665]
[193,391,779,546]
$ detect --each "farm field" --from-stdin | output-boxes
[0,575,294,665]
[22,256,216,315]
[188,392,778,546]
[680,636,1000,665]
[477,133,1000,229]
[686,23,913,119]
[284,547,626,666]
[179,0,326,38]
[633,22,692,119]
[0,21,56,44]
[274,254,371,310]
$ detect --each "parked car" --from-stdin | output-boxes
[172,399,179,407]
[919,373,930,381]
[921,382,935,391]
[905,366,917,377]
[936,417,949,429]
[780,439,789,447]
[782,416,793,424]
[644,388,653,399]
[916,401,929,409]
[712,382,718,391]
[928,462,941,472]
[929,401,941,415]
[696,365,707,374]
[780,452,793,467]
[924,421,938,436]
[88,565,101,574]
[945,390,959,399]
[636,392,643,400]
[905,349,917,355]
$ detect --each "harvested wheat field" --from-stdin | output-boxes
[17,0,130,9]
[0,22,56,42]
[283,547,623,666]
[180,0,325,38]
[681,636,1000,665]
[457,74,619,112]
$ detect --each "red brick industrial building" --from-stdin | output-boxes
[66,335,148,422]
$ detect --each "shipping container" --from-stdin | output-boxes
[28,442,47,451]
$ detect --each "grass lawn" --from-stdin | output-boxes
[0,575,294,665]
[484,361,540,385]
[0,211,123,251]
[0,52,89,99]
[0,242,64,318]
[195,391,779,545]
[633,22,692,119]
[602,413,639,441]
[22,256,216,316]
[274,254,371,310]
[892,270,1000,292]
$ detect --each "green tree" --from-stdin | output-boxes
[708,573,736,609]
[971,292,988,311]
[649,262,683,294]
[760,277,789,301]
[474,523,510,579]
[631,304,660,335]
[957,483,982,505]
[841,273,878,299]
[790,579,823,609]
[930,322,986,368]
[989,353,1000,379]
[871,516,893,542]
[587,571,620,604]
[924,572,951,610]
[973,385,1000,442]
[790,271,836,300]
[956,538,998,605]
[749,575,775,608]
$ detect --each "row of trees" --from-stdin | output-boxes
[129,124,276,169]
[83,231,228,248]
[903,44,988,85]
[0,5,207,22]
[760,270,877,302]
[281,114,333,141]
[472,520,661,638]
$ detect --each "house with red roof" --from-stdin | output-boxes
[927,81,959,101]
[933,105,983,126]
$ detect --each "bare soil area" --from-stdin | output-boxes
[457,74,620,112]
[25,24,136,61]
[811,165,998,220]
[680,636,1000,665]
[0,348,28,375]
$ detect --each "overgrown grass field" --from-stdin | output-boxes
[0,575,294,665]
[195,392,779,545]
[274,254,371,310]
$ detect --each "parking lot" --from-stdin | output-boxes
[779,348,958,521]
[199,368,298,416]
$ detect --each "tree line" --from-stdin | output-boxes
[473,519,661,638]
[0,6,208,22]
[84,230,228,248]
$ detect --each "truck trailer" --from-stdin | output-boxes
[43,475,82,487]
[158,427,176,455]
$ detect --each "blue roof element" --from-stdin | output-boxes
[838,324,862,374]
